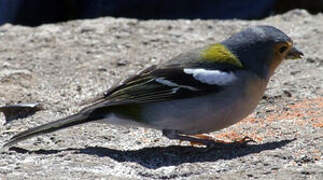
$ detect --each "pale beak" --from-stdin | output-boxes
[286,47,304,60]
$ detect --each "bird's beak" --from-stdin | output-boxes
[286,47,304,60]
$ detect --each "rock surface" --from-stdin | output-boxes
[0,9,322,179]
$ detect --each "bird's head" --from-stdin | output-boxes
[222,25,303,79]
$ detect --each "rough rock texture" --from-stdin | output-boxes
[0,9,322,179]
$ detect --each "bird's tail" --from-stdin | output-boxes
[3,112,94,148]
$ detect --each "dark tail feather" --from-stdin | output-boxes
[3,112,93,148]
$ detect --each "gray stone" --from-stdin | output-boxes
[0,9,322,179]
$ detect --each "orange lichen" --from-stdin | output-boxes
[243,97,323,128]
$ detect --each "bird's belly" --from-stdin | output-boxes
[142,78,267,134]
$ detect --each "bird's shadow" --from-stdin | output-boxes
[8,139,295,169]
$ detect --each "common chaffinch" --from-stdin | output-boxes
[3,25,303,148]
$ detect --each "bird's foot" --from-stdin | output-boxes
[163,130,216,148]
[188,134,256,148]
[229,136,255,144]
[163,130,255,149]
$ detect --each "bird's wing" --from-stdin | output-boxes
[82,64,225,109]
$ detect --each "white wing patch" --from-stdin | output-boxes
[155,78,179,87]
[155,77,199,91]
[183,68,236,85]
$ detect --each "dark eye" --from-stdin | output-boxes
[279,46,288,54]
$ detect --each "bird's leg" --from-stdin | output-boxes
[162,130,216,147]
[191,134,255,145]
[188,134,217,146]
[163,130,255,147]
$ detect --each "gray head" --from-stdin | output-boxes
[222,25,303,79]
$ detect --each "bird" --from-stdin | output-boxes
[3,25,303,148]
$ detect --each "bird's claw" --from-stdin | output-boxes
[187,134,256,148]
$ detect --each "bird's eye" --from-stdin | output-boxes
[279,46,288,54]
